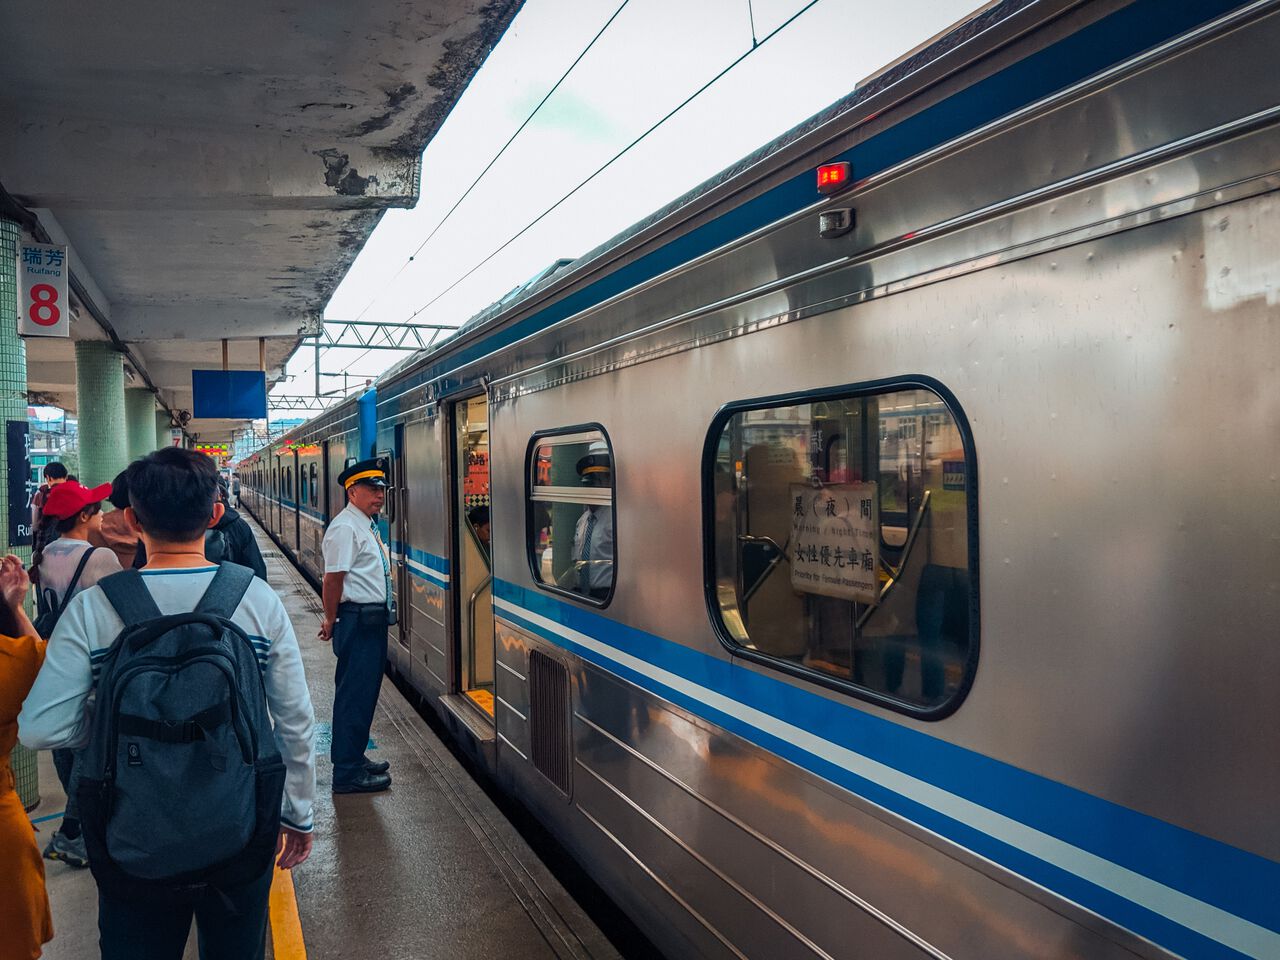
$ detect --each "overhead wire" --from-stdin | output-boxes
[296,0,822,412]
[402,0,824,327]
[350,0,634,324]
[307,0,635,404]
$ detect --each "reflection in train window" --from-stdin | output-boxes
[707,383,976,715]
[528,428,614,604]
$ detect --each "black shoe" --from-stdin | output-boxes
[333,771,392,794]
[364,758,390,775]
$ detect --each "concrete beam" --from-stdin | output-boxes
[113,304,320,341]
[26,361,79,386]
[141,360,288,392]
[4,121,421,210]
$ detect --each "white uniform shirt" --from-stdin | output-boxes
[323,502,389,604]
[36,538,123,605]
[19,567,317,833]
[572,505,614,591]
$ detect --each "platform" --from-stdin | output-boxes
[30,517,622,960]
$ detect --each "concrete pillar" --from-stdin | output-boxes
[0,216,31,561]
[125,387,156,461]
[155,409,170,450]
[74,340,128,486]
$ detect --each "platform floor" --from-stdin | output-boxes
[29,518,622,960]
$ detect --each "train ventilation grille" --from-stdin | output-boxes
[528,649,572,796]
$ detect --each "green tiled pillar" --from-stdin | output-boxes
[125,387,156,461]
[75,340,128,486]
[0,216,30,563]
[155,409,170,450]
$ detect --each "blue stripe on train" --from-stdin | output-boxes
[493,578,1278,959]
[376,0,1249,411]
[390,541,450,575]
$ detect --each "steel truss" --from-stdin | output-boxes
[313,319,454,352]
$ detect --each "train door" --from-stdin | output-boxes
[320,440,332,522]
[287,450,301,553]
[391,424,411,653]
[272,457,282,535]
[449,394,493,719]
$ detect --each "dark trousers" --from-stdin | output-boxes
[98,868,273,960]
[51,747,80,823]
[332,603,388,784]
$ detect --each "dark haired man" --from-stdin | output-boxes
[132,473,267,580]
[30,461,68,530]
[91,471,141,569]
[19,447,316,959]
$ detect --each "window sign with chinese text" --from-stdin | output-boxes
[789,482,879,603]
[17,242,69,338]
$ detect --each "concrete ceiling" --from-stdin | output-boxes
[0,0,523,440]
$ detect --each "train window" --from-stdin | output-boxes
[310,464,318,507]
[527,427,615,605]
[299,465,308,507]
[706,381,977,717]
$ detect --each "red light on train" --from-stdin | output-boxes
[816,162,850,194]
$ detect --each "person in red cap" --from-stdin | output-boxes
[29,480,122,869]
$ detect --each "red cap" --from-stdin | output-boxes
[42,481,112,520]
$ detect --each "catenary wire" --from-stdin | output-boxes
[350,0,634,324]
[401,0,823,327]
[301,0,636,405]
[288,0,821,414]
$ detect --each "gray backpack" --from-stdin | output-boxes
[76,564,286,901]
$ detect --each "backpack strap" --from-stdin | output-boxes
[98,569,164,624]
[58,547,100,616]
[194,563,254,619]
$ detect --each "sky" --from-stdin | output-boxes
[272,0,983,412]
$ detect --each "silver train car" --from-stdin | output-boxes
[242,1,1280,957]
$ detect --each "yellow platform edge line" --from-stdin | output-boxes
[269,865,308,960]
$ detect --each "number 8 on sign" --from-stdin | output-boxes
[29,284,60,326]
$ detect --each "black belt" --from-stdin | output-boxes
[338,601,386,612]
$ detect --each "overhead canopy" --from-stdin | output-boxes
[0,0,523,439]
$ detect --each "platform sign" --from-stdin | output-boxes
[943,460,966,490]
[17,242,69,338]
[192,370,267,420]
[169,428,184,447]
[789,482,879,604]
[7,420,32,546]
[195,442,230,464]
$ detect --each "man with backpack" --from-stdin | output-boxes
[19,448,316,960]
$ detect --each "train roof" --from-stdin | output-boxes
[254,0,1069,451]
[368,0,1041,397]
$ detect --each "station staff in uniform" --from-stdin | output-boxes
[320,458,396,794]
[569,449,613,601]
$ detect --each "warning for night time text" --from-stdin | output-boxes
[789,482,879,604]
[17,242,70,338]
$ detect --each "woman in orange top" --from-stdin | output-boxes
[0,553,54,959]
